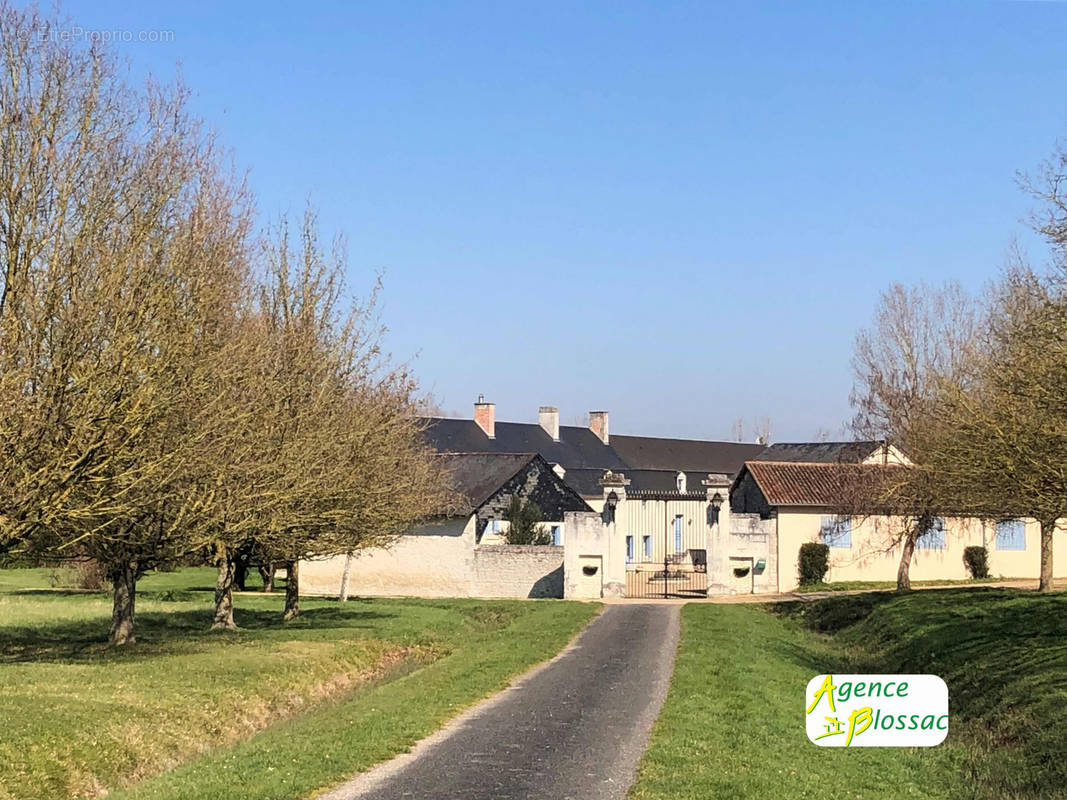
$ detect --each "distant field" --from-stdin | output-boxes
[631,588,1067,800]
[0,567,597,800]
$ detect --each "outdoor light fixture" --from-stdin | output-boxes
[708,492,724,526]
[603,490,619,525]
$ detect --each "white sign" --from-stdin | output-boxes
[805,674,948,747]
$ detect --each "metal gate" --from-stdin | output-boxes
[624,498,708,599]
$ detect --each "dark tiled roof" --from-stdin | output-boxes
[610,434,766,475]
[740,461,893,507]
[436,453,537,512]
[756,441,882,464]
[423,418,628,471]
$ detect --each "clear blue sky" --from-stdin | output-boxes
[56,0,1067,441]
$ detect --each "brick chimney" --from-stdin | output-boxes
[539,406,559,441]
[474,395,495,439]
[589,410,609,444]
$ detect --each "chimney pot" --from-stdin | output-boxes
[539,406,560,442]
[589,410,609,444]
[474,397,495,439]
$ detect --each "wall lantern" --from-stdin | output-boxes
[707,492,724,526]
[603,490,619,525]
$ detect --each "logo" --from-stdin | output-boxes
[805,674,948,747]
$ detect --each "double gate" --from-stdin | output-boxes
[624,506,708,599]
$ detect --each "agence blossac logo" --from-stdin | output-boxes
[805,674,948,747]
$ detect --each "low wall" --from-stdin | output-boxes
[471,545,563,598]
[300,518,474,598]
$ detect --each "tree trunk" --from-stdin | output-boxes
[109,560,138,646]
[283,560,300,620]
[259,563,275,593]
[233,559,248,592]
[1039,519,1055,593]
[212,546,238,630]
[897,526,919,592]
[338,551,354,602]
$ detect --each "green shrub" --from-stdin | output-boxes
[963,545,989,579]
[798,542,830,586]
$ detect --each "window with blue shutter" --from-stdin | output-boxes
[674,516,683,552]
[551,524,562,546]
[819,516,851,548]
[917,518,946,550]
[995,519,1026,551]
[626,535,634,562]
[643,535,652,558]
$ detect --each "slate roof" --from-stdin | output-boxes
[423,418,628,471]
[756,441,882,464]
[424,417,761,497]
[738,461,895,507]
[609,435,767,475]
[436,453,537,512]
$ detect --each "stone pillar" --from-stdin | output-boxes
[703,474,731,596]
[598,470,630,598]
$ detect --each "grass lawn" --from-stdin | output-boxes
[0,567,597,800]
[630,588,1067,800]
[792,577,1006,593]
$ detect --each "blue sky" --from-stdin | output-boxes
[55,0,1067,441]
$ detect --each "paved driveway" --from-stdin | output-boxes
[320,603,680,800]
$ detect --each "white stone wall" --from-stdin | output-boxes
[564,510,625,598]
[300,517,475,598]
[471,545,563,598]
[300,517,569,599]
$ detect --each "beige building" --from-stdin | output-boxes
[731,442,1067,592]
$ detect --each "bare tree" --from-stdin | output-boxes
[730,417,744,442]
[848,281,980,590]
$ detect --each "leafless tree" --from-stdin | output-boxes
[848,281,981,590]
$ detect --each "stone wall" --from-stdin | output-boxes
[300,517,568,599]
[471,545,563,598]
[707,510,778,595]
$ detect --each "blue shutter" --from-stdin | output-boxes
[551,525,562,546]
[917,518,946,550]
[995,519,1025,551]
[674,516,683,552]
[643,535,652,558]
[820,516,851,548]
[626,535,634,562]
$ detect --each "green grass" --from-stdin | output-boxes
[631,588,1067,800]
[793,577,1005,593]
[629,603,959,800]
[779,588,1067,799]
[0,567,597,800]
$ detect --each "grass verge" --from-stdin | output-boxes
[629,602,959,800]
[632,588,1067,800]
[0,568,597,800]
[778,588,1067,799]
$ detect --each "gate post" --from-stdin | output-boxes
[599,471,630,598]
[703,474,731,596]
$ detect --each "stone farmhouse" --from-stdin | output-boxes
[301,398,1067,599]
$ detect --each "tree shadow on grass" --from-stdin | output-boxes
[0,604,398,665]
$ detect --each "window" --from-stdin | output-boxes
[676,472,687,493]
[643,535,652,558]
[626,535,634,562]
[819,516,851,548]
[917,518,946,550]
[551,525,562,546]
[489,520,500,535]
[995,519,1026,551]
[674,515,683,552]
